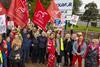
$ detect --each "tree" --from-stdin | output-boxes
[81,2,99,28]
[0,0,11,9]
[81,2,99,39]
[73,0,82,14]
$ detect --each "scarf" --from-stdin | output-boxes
[77,40,84,53]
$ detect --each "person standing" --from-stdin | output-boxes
[31,32,39,63]
[0,35,8,67]
[72,32,87,67]
[10,34,24,67]
[48,33,56,67]
[38,31,47,64]
[55,33,61,67]
[64,33,73,66]
[22,33,32,63]
[6,36,12,67]
[9,44,23,67]
[85,39,100,67]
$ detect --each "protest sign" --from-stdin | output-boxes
[7,21,14,30]
[54,19,65,28]
[0,14,6,34]
[70,15,79,25]
[55,0,73,18]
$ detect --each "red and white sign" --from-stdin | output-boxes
[32,0,50,31]
[47,0,61,23]
[7,0,29,28]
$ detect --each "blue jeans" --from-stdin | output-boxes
[0,64,3,67]
[3,58,7,67]
[2,53,7,67]
[23,47,30,62]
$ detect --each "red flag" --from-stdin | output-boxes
[7,0,29,28]
[0,2,7,15]
[32,0,50,31]
[47,0,61,23]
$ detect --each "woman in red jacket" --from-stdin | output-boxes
[47,33,56,67]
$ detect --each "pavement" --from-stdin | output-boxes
[25,59,85,67]
[25,63,47,67]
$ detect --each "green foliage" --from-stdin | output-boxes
[28,0,51,19]
[81,2,99,21]
[73,0,82,14]
[0,0,11,9]
[67,25,100,32]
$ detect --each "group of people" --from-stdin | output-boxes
[47,31,100,67]
[0,24,100,67]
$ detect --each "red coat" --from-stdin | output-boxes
[48,38,56,54]
[48,38,56,67]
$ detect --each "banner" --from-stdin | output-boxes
[7,0,29,28]
[55,0,73,18]
[0,2,6,15]
[70,15,79,25]
[47,0,61,23]
[32,0,50,31]
[0,15,6,34]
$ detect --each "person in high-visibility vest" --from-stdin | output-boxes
[0,50,3,67]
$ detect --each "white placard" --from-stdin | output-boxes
[7,21,14,30]
[0,14,6,34]
[55,0,73,18]
[70,15,79,25]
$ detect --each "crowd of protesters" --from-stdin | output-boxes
[0,24,99,67]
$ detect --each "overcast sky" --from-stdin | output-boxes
[80,0,100,11]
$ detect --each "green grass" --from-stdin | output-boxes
[67,25,100,32]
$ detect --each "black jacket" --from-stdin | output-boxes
[64,39,74,54]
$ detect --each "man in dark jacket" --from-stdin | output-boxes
[38,31,47,64]
[31,33,39,63]
[9,45,24,67]
[64,33,76,66]
[22,33,32,62]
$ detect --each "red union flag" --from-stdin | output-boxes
[47,0,61,23]
[0,2,6,15]
[7,0,29,28]
[32,0,50,31]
